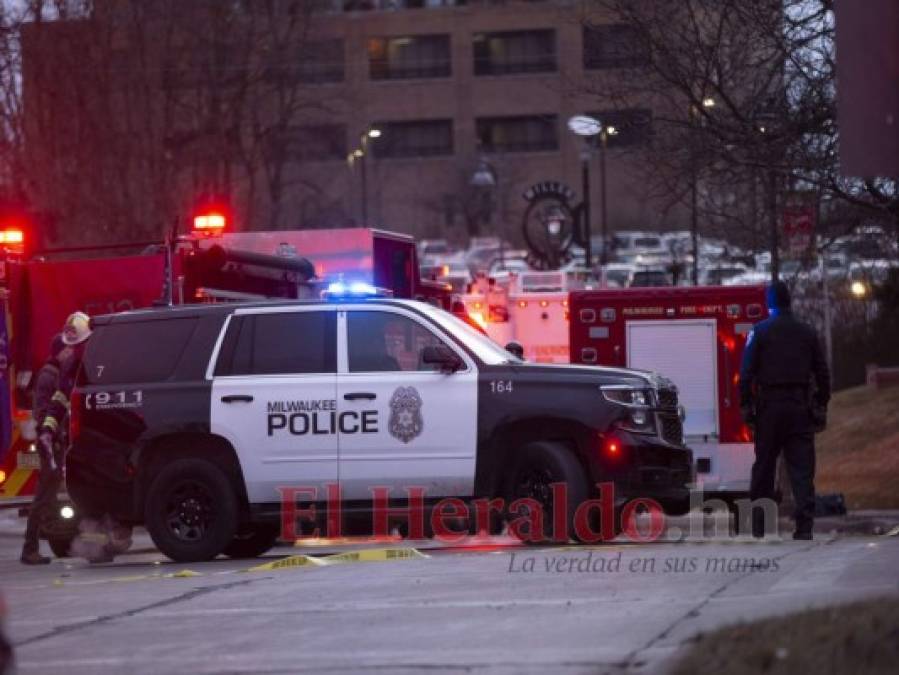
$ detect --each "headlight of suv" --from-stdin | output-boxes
[600,385,657,434]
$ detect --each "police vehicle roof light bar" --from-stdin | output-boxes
[322,280,393,300]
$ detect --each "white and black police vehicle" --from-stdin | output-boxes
[66,283,692,562]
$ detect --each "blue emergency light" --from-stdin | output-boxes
[322,280,391,300]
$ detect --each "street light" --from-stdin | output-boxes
[470,156,500,265]
[348,127,383,225]
[567,115,617,282]
[689,96,716,285]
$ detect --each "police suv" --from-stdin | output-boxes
[66,286,692,562]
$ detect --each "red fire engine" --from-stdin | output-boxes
[569,285,767,496]
[465,273,767,496]
[0,219,449,504]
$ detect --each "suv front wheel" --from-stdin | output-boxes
[144,458,238,562]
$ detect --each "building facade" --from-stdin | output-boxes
[22,1,687,247]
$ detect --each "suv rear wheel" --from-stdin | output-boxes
[144,458,238,562]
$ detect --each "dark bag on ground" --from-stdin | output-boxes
[815,493,847,517]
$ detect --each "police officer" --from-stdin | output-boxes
[20,312,91,565]
[739,282,830,540]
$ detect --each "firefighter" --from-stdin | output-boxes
[20,311,91,565]
[739,282,830,540]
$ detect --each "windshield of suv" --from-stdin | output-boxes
[419,304,522,365]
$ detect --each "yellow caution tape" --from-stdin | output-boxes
[245,547,428,572]
[164,569,202,578]
[321,548,428,565]
[245,554,327,572]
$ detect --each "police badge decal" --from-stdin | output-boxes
[388,387,424,443]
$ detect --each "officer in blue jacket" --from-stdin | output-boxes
[739,281,830,540]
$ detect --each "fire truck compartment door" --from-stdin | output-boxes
[626,319,719,437]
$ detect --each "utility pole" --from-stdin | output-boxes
[691,164,699,285]
[580,148,592,270]
[360,146,368,226]
[769,169,780,281]
[599,129,609,274]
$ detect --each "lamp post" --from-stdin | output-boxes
[567,116,617,283]
[754,109,780,281]
[348,127,382,226]
[470,156,499,263]
[690,96,716,285]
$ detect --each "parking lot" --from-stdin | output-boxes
[2,517,897,675]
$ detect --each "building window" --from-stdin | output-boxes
[586,109,653,147]
[473,29,556,76]
[279,124,348,161]
[296,39,345,83]
[371,119,453,158]
[164,43,247,90]
[476,115,558,153]
[583,24,650,69]
[264,39,345,84]
[368,34,451,80]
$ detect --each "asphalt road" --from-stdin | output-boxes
[1,519,897,675]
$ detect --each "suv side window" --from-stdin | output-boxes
[81,317,198,385]
[347,311,450,373]
[215,311,336,376]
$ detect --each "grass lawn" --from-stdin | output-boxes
[670,597,899,675]
[815,385,899,510]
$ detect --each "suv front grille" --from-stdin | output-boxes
[658,388,678,409]
[659,414,684,445]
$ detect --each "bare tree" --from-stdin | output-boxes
[582,0,897,255]
[3,0,347,247]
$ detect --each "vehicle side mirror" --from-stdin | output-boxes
[422,344,463,372]
[505,341,525,360]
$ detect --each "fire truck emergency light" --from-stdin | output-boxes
[0,228,25,245]
[193,212,227,233]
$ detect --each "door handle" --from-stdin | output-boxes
[344,392,376,401]
[221,394,254,404]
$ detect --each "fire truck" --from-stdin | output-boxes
[0,218,450,506]
[463,270,577,363]
[464,274,767,496]
[569,285,767,497]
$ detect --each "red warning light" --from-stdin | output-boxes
[601,436,621,457]
[193,212,227,233]
[0,228,24,245]
[517,300,528,308]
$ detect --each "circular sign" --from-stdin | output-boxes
[567,115,602,137]
[522,196,576,270]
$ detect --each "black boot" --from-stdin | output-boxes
[20,550,51,565]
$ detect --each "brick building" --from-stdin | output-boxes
[21,1,686,246]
